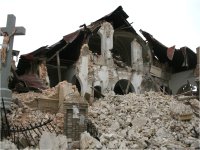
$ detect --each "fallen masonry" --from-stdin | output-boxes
[1,82,200,149]
[87,91,200,149]
[1,10,199,150]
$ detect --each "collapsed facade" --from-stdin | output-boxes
[2,6,199,149]
[14,6,198,97]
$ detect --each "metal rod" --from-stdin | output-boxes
[26,125,37,146]
[35,123,42,135]
[1,98,11,136]
[12,119,53,132]
[18,125,31,147]
[49,122,57,133]
[12,127,16,143]
[28,122,40,137]
[39,119,45,131]
[16,126,20,150]
[1,109,5,140]
[45,124,52,133]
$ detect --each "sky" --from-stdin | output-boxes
[0,0,199,56]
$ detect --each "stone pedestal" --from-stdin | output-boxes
[0,88,12,109]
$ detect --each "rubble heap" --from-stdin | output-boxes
[3,81,199,149]
[5,95,64,148]
[87,91,200,149]
[4,81,76,148]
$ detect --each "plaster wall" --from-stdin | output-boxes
[169,70,196,94]
[131,72,143,94]
[78,55,89,96]
[96,66,109,91]
[76,22,147,96]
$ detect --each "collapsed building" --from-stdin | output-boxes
[1,6,199,149]
[13,6,198,97]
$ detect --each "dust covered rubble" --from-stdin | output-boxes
[4,81,82,149]
[0,139,18,150]
[5,98,64,148]
[9,81,77,132]
[87,91,200,149]
[10,92,64,133]
[5,83,200,149]
[4,83,67,148]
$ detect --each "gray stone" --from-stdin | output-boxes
[0,14,25,109]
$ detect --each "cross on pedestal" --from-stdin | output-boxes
[0,14,25,109]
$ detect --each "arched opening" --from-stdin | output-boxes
[114,79,135,95]
[71,75,81,93]
[94,86,102,99]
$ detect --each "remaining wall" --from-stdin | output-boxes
[75,22,148,96]
[169,70,196,95]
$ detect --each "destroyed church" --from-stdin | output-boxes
[13,6,198,97]
[1,6,200,149]
[11,6,197,97]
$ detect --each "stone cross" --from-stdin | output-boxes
[0,14,25,109]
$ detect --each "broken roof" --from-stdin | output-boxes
[17,5,141,76]
[18,6,135,65]
[140,29,197,73]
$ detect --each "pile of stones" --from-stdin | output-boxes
[87,91,200,149]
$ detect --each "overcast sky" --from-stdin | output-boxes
[0,0,199,56]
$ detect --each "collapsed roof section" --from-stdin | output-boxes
[17,6,143,74]
[19,30,85,64]
[140,29,197,73]
[16,6,196,75]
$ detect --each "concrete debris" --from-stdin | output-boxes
[4,80,199,149]
[0,139,17,150]
[39,131,68,150]
[3,81,78,149]
[170,101,193,121]
[12,80,77,103]
[8,98,64,134]
[80,131,102,149]
[88,91,200,149]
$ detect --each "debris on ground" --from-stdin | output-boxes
[1,82,199,149]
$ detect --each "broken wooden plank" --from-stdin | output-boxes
[56,52,61,82]
[90,87,105,98]
[177,96,198,101]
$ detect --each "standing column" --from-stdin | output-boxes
[131,38,143,71]
[97,22,114,66]
[196,47,200,66]
[195,47,200,93]
[77,44,90,96]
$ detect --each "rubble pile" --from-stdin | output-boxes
[4,81,199,149]
[3,88,65,148]
[5,96,64,148]
[11,93,64,132]
[12,80,77,103]
[9,80,77,129]
[3,81,80,148]
[39,131,68,150]
[88,91,200,149]
[0,139,18,150]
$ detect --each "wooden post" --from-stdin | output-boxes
[56,51,61,82]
